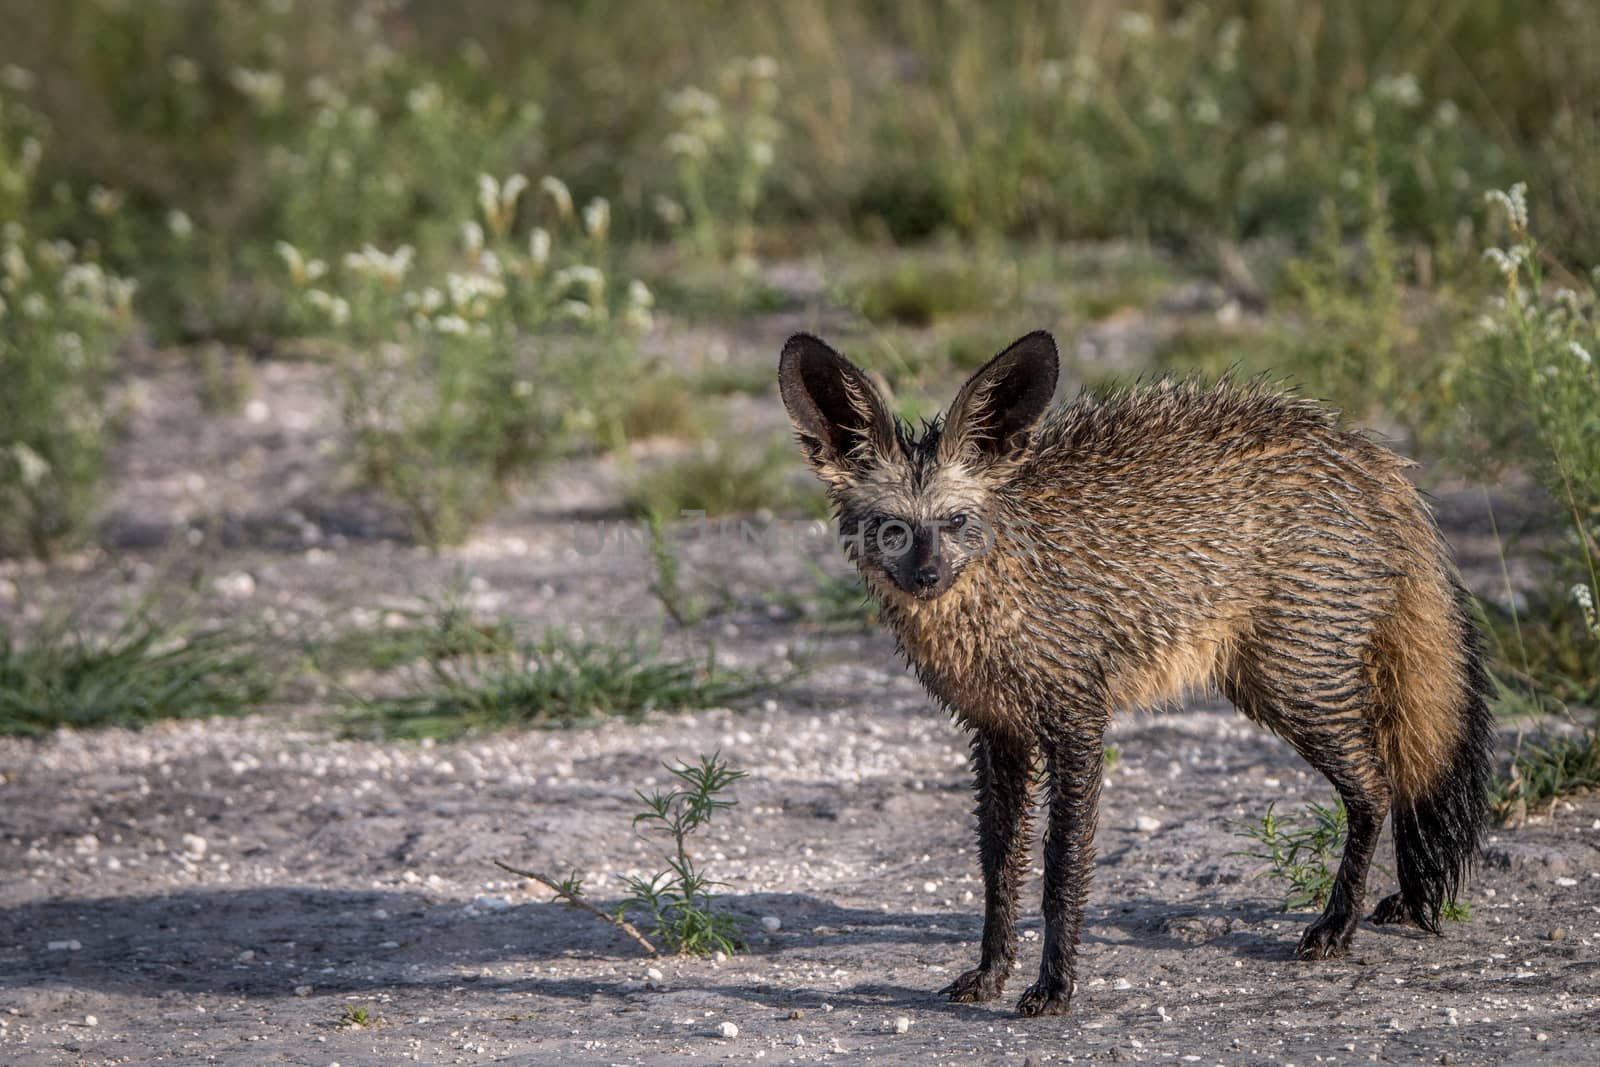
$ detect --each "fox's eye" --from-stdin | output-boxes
[949,514,968,530]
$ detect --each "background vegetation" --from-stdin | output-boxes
[0,0,1595,792]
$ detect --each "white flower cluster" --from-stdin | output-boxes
[343,244,415,286]
[1574,583,1599,638]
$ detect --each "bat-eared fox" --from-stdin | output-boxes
[779,330,1493,1017]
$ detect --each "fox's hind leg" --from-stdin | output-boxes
[1224,644,1392,961]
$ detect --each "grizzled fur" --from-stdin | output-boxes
[779,330,1494,1017]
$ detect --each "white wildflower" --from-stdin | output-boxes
[1143,97,1173,124]
[1574,583,1598,635]
[557,299,594,322]
[9,443,49,487]
[1373,73,1422,108]
[304,288,350,326]
[652,195,685,227]
[666,86,720,119]
[1,64,36,91]
[406,82,443,115]
[461,220,485,255]
[1117,11,1153,36]
[665,131,708,158]
[1434,99,1459,127]
[749,140,775,167]
[1485,182,1529,231]
[21,292,47,318]
[553,265,605,305]
[624,304,653,333]
[540,176,574,220]
[88,186,124,216]
[4,243,30,284]
[167,210,194,240]
[167,56,200,85]
[582,197,610,240]
[747,55,779,80]
[1482,244,1530,279]
[230,67,286,111]
[108,277,137,317]
[627,279,654,308]
[528,227,551,267]
[434,314,470,335]
[1569,341,1593,366]
[342,244,413,286]
[1189,94,1221,126]
[36,240,75,270]
[18,137,41,175]
[60,262,107,304]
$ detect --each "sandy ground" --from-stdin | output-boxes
[2,277,1598,1065]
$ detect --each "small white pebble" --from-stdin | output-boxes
[84,1015,98,1027]
[790,1034,805,1047]
[646,967,664,985]
[236,950,255,962]
[893,1016,911,1034]
[1536,1033,1549,1042]
[1555,878,1578,887]
[717,1021,739,1039]
[922,881,938,894]
[761,916,782,933]
[180,833,208,857]
[1133,815,1161,833]
[47,940,82,952]
[1113,978,1133,991]
[294,985,313,997]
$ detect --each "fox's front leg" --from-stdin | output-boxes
[1018,713,1106,1016]
[943,730,1034,1003]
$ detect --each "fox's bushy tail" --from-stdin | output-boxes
[1382,578,1495,932]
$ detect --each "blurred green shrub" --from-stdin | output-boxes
[281,171,652,546]
[1,75,134,556]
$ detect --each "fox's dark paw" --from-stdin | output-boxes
[1296,916,1355,961]
[1016,980,1073,1017]
[942,967,1006,1003]
[1369,893,1410,926]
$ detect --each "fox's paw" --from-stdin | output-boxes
[942,967,1006,1003]
[1369,893,1410,926]
[1016,980,1073,1017]
[1295,916,1355,961]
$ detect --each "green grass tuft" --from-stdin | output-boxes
[345,631,769,740]
[0,612,274,736]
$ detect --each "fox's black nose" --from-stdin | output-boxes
[914,565,940,589]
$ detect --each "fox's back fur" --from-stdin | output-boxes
[780,331,1494,1015]
[889,379,1467,796]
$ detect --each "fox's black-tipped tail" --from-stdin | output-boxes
[1389,586,1496,932]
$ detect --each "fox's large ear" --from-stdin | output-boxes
[779,333,898,472]
[939,331,1059,465]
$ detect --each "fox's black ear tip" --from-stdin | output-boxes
[1018,329,1059,356]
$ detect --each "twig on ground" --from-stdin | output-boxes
[493,859,659,956]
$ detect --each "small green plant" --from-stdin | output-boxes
[619,753,749,955]
[0,219,136,557]
[644,511,736,628]
[339,1003,380,1028]
[310,593,514,677]
[660,57,781,265]
[345,630,767,740]
[282,170,653,546]
[500,752,748,957]
[1441,899,1470,923]
[626,438,827,520]
[1231,798,1348,912]
[0,610,273,736]
[1102,745,1123,772]
[1493,717,1600,823]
